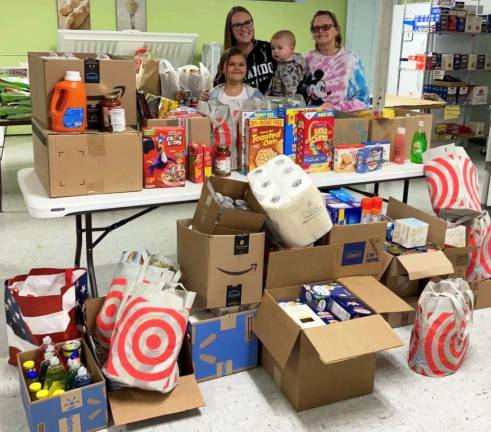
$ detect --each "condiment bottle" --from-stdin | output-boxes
[214,145,231,177]
[393,127,406,164]
[101,93,122,132]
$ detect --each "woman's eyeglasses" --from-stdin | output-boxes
[311,24,336,33]
[230,19,254,31]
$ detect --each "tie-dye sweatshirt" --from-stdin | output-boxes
[303,48,369,112]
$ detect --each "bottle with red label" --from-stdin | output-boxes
[214,145,231,176]
[393,127,406,164]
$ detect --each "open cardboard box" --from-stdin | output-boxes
[332,110,369,145]
[253,244,413,411]
[192,176,266,235]
[84,298,205,426]
[380,198,454,293]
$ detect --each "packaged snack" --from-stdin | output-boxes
[142,127,186,188]
[296,111,334,173]
[392,218,429,249]
[244,118,284,173]
[203,145,213,177]
[188,144,204,183]
[356,145,383,173]
[333,144,365,173]
[324,192,362,225]
[364,140,391,166]
[327,288,373,321]
[301,282,341,312]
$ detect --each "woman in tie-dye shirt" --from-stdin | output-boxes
[301,10,369,112]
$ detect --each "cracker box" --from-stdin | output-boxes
[333,144,365,173]
[189,143,204,183]
[244,118,284,173]
[356,145,383,173]
[364,140,391,166]
[142,126,186,188]
[296,111,334,173]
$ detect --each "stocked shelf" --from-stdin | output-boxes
[399,67,491,73]
[433,134,488,143]
[404,30,491,36]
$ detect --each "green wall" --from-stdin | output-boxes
[1,0,347,67]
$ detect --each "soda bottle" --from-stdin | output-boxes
[393,127,406,164]
[44,357,67,395]
[74,366,93,389]
[410,121,428,164]
[65,358,82,391]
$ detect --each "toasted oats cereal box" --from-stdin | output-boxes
[244,118,284,173]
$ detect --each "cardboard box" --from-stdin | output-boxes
[28,52,137,128]
[253,245,412,411]
[444,246,470,278]
[383,295,419,328]
[474,280,491,309]
[333,111,369,145]
[32,119,142,198]
[146,115,211,147]
[18,338,108,432]
[381,198,454,290]
[326,222,387,278]
[189,309,258,382]
[84,298,205,426]
[366,108,432,160]
[192,176,266,235]
[177,219,265,309]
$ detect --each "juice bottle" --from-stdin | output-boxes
[393,127,406,164]
[44,357,67,395]
[50,71,87,132]
[74,366,93,388]
[410,121,428,164]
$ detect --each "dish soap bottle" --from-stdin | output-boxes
[65,358,81,391]
[74,366,93,388]
[44,357,66,395]
[410,121,427,164]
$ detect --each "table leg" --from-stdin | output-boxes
[85,213,98,298]
[402,179,410,203]
[0,126,6,213]
[373,182,380,196]
[74,214,82,267]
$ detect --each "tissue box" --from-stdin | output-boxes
[324,194,361,225]
[333,145,364,172]
[356,145,383,173]
[364,140,391,166]
[300,282,340,312]
[445,224,466,248]
[296,111,334,173]
[279,301,326,329]
[392,218,429,248]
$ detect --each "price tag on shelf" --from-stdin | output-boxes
[444,105,461,121]
[431,70,445,80]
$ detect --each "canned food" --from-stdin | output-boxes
[62,340,81,358]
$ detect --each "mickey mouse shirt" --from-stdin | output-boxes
[303,47,369,112]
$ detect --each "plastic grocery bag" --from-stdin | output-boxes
[4,268,87,365]
[103,257,194,393]
[136,59,161,96]
[178,63,212,98]
[408,278,473,377]
[159,59,180,100]
[423,144,481,220]
[466,212,491,283]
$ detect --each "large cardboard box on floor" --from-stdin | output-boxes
[381,198,454,296]
[18,338,108,432]
[178,219,265,308]
[253,244,413,411]
[84,298,205,426]
[364,108,432,160]
[189,308,258,382]
[333,111,369,145]
[28,52,137,128]
[32,119,142,197]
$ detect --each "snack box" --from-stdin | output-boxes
[188,144,204,183]
[324,193,362,225]
[296,111,334,173]
[327,288,374,321]
[142,126,186,188]
[333,144,365,173]
[300,281,344,312]
[364,140,391,166]
[392,218,429,249]
[356,145,383,174]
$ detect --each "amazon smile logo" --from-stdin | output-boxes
[217,264,257,276]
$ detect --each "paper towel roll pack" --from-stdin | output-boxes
[247,155,333,247]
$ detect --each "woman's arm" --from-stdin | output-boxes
[337,55,370,112]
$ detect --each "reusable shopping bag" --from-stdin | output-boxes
[466,211,491,283]
[4,268,87,364]
[423,144,481,220]
[408,278,473,377]
[136,58,161,96]
[178,63,212,98]
[159,59,180,100]
[103,256,194,393]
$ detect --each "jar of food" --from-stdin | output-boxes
[101,94,122,132]
[214,145,231,177]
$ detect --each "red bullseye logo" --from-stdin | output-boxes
[96,278,127,346]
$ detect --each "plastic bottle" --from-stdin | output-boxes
[28,382,42,400]
[410,121,428,164]
[74,366,93,389]
[65,358,82,391]
[26,369,39,386]
[44,357,67,395]
[53,389,65,397]
[393,127,407,164]
[35,389,49,401]
[371,197,383,222]
[50,70,87,133]
[38,348,55,386]
[360,198,372,223]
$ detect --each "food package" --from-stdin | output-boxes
[356,145,384,173]
[278,302,325,329]
[392,218,429,249]
[248,154,332,247]
[365,140,391,166]
[188,144,204,184]
[333,144,364,173]
[445,224,466,248]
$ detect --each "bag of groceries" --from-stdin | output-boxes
[466,212,491,283]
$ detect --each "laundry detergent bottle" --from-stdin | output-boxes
[50,71,87,132]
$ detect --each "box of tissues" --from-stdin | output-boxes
[392,218,429,249]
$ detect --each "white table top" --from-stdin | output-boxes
[17,162,424,219]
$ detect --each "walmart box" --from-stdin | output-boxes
[18,338,107,432]
[189,309,258,382]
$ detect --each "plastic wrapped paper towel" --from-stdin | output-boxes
[248,155,332,247]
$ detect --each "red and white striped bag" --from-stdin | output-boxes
[408,278,473,377]
[466,212,491,283]
[423,144,481,220]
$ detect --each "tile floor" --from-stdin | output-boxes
[0,135,490,431]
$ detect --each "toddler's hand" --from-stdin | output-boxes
[200,90,210,102]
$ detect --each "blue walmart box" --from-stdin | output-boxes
[18,338,107,432]
[189,309,258,382]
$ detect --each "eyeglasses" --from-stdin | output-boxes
[230,19,254,31]
[311,24,336,33]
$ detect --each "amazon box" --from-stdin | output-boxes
[18,338,108,432]
[32,119,142,197]
[380,198,454,294]
[253,244,412,411]
[83,298,205,426]
[28,52,137,129]
[177,219,265,309]
[189,309,258,382]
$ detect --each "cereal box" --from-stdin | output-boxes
[142,127,186,188]
[203,145,213,177]
[282,107,322,160]
[296,111,334,173]
[244,118,284,173]
[333,144,365,173]
[189,143,204,184]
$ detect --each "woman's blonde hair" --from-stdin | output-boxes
[224,6,254,50]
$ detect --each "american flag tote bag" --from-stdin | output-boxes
[5,268,87,364]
